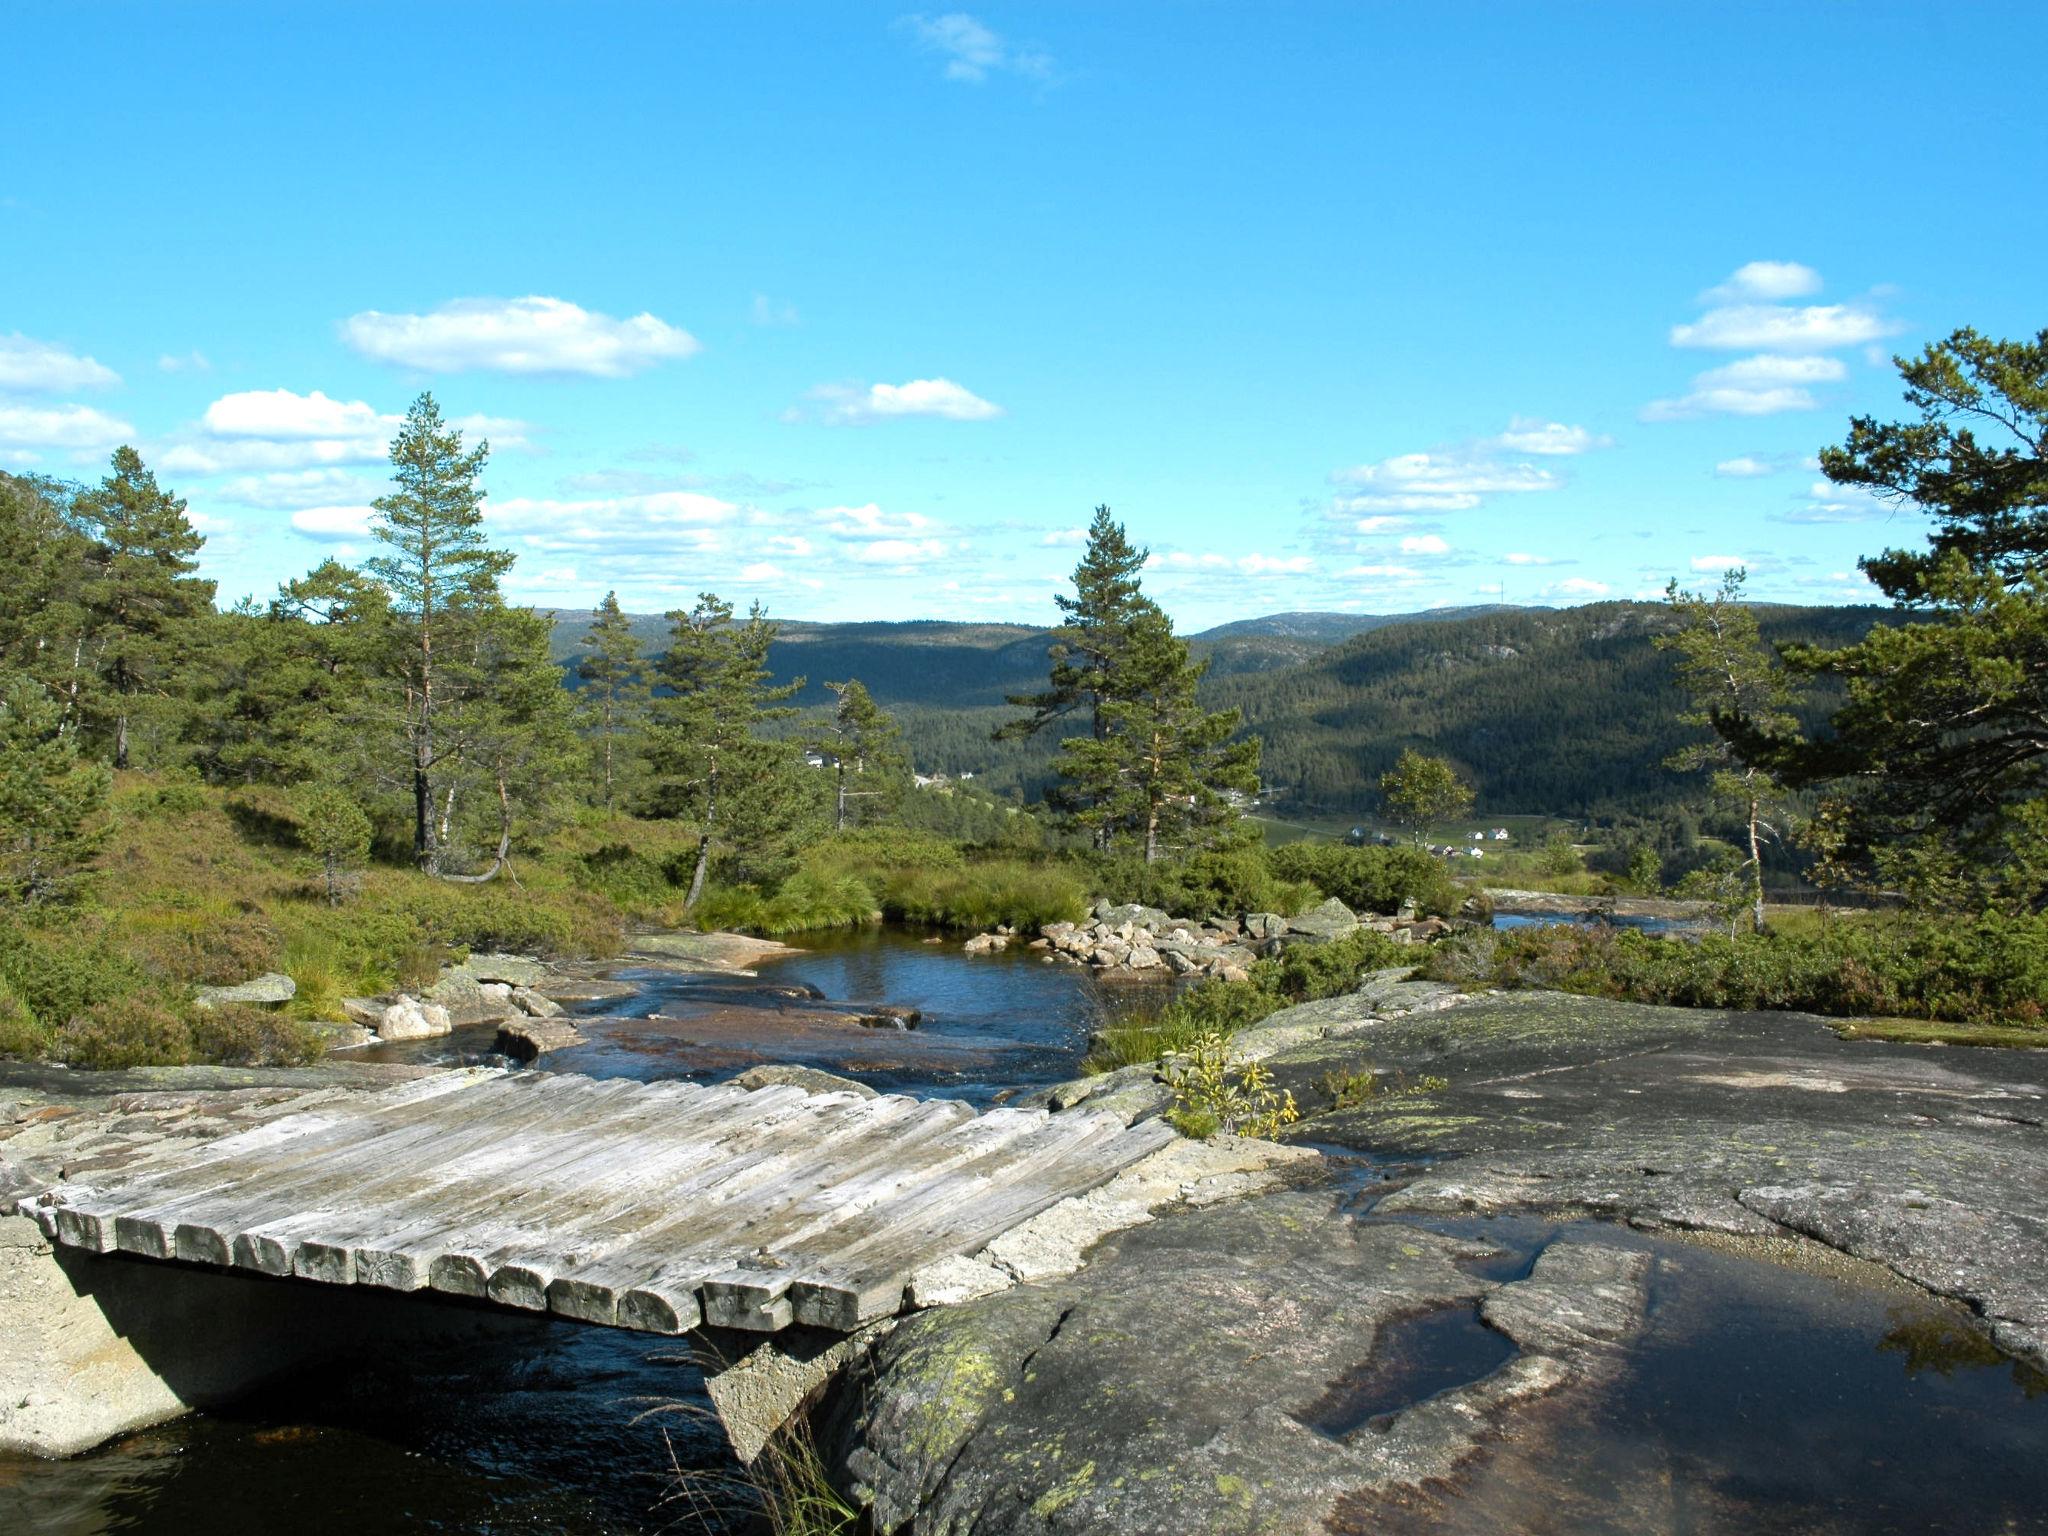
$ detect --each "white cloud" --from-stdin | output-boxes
[1714,456,1778,478]
[740,562,787,581]
[750,294,800,327]
[1330,449,1559,514]
[290,505,376,541]
[820,503,939,538]
[204,388,385,440]
[1643,354,1845,420]
[1153,551,1315,577]
[1399,533,1451,556]
[157,350,211,374]
[1781,479,1893,523]
[1494,418,1611,456]
[1502,552,1552,566]
[1348,514,1412,534]
[0,333,119,393]
[1689,554,1746,572]
[1040,527,1088,546]
[216,468,381,509]
[854,538,950,565]
[1671,302,1890,352]
[1541,576,1611,598]
[163,389,532,473]
[1703,261,1823,303]
[1339,563,1422,580]
[341,296,700,377]
[802,377,1003,425]
[0,401,134,451]
[898,12,1053,83]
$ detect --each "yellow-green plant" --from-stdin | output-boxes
[1166,1031,1298,1140]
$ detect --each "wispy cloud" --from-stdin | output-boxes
[162,388,531,474]
[1330,451,1560,513]
[0,401,133,453]
[1702,261,1822,303]
[897,13,1053,83]
[1541,576,1611,598]
[1714,455,1781,478]
[0,333,120,393]
[749,294,800,327]
[341,296,700,377]
[1643,353,1846,420]
[1494,418,1611,456]
[795,377,1003,426]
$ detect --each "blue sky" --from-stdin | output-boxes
[3,2,2042,628]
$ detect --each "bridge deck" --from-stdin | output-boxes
[28,1070,1174,1335]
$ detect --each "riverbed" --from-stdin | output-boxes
[5,931,2046,1535]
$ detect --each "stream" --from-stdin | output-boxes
[4,929,2044,1534]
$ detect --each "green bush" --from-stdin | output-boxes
[1421,914,2048,1029]
[58,996,193,1068]
[1268,844,1463,917]
[575,842,688,915]
[0,975,50,1058]
[189,1004,325,1067]
[0,919,149,1030]
[1088,927,1410,1070]
[1094,844,1318,920]
[878,861,1090,932]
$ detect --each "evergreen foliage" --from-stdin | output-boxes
[578,592,649,811]
[1656,568,1803,931]
[71,447,214,767]
[1783,328,2048,911]
[295,782,372,905]
[366,392,507,871]
[0,674,110,905]
[820,678,904,832]
[999,505,1151,744]
[647,595,816,909]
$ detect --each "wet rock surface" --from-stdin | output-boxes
[1261,989,2048,1366]
[827,1192,1651,1535]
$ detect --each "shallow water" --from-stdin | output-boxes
[365,926,1167,1104]
[1493,910,1691,934]
[8,936,2048,1534]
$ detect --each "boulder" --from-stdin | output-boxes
[375,996,452,1041]
[1126,944,1162,970]
[1243,912,1287,941]
[1286,896,1361,941]
[962,933,1008,955]
[854,1004,923,1031]
[192,973,295,1009]
[1162,949,1203,976]
[510,986,563,1018]
[732,1064,878,1098]
[462,952,552,988]
[493,1017,584,1061]
[341,996,389,1028]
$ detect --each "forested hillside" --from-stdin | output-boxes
[1214,600,1893,817]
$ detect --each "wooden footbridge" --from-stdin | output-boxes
[27,1070,1173,1336]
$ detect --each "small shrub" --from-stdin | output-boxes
[0,919,148,1027]
[1095,844,1317,920]
[58,996,193,1068]
[0,976,51,1059]
[1319,1068,1377,1110]
[1166,1031,1299,1139]
[189,1004,325,1067]
[113,903,281,985]
[1268,844,1463,917]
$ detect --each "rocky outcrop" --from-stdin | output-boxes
[828,1192,1652,1536]
[1013,898,1454,979]
[492,1016,585,1061]
[374,996,452,1041]
[192,973,295,1008]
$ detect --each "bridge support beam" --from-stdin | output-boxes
[692,1319,896,1464]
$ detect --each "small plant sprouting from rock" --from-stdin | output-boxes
[1166,1031,1299,1139]
[1316,1065,1447,1111]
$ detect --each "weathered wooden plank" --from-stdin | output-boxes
[782,1112,1175,1330]
[138,1075,633,1272]
[441,1088,924,1313]
[541,1094,976,1327]
[423,1083,858,1301]
[690,1103,1059,1329]
[48,1071,516,1252]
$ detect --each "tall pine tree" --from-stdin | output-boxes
[577,592,649,812]
[821,678,904,832]
[73,448,214,767]
[999,505,1150,744]
[646,595,810,909]
[1054,606,1260,861]
[0,674,110,905]
[365,394,507,872]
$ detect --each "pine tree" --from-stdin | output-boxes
[822,678,904,832]
[297,781,372,905]
[1657,569,1802,932]
[432,600,580,883]
[1054,606,1260,862]
[0,673,110,905]
[364,394,507,872]
[73,447,214,768]
[999,505,1150,744]
[0,472,91,691]
[577,592,649,812]
[646,595,810,909]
